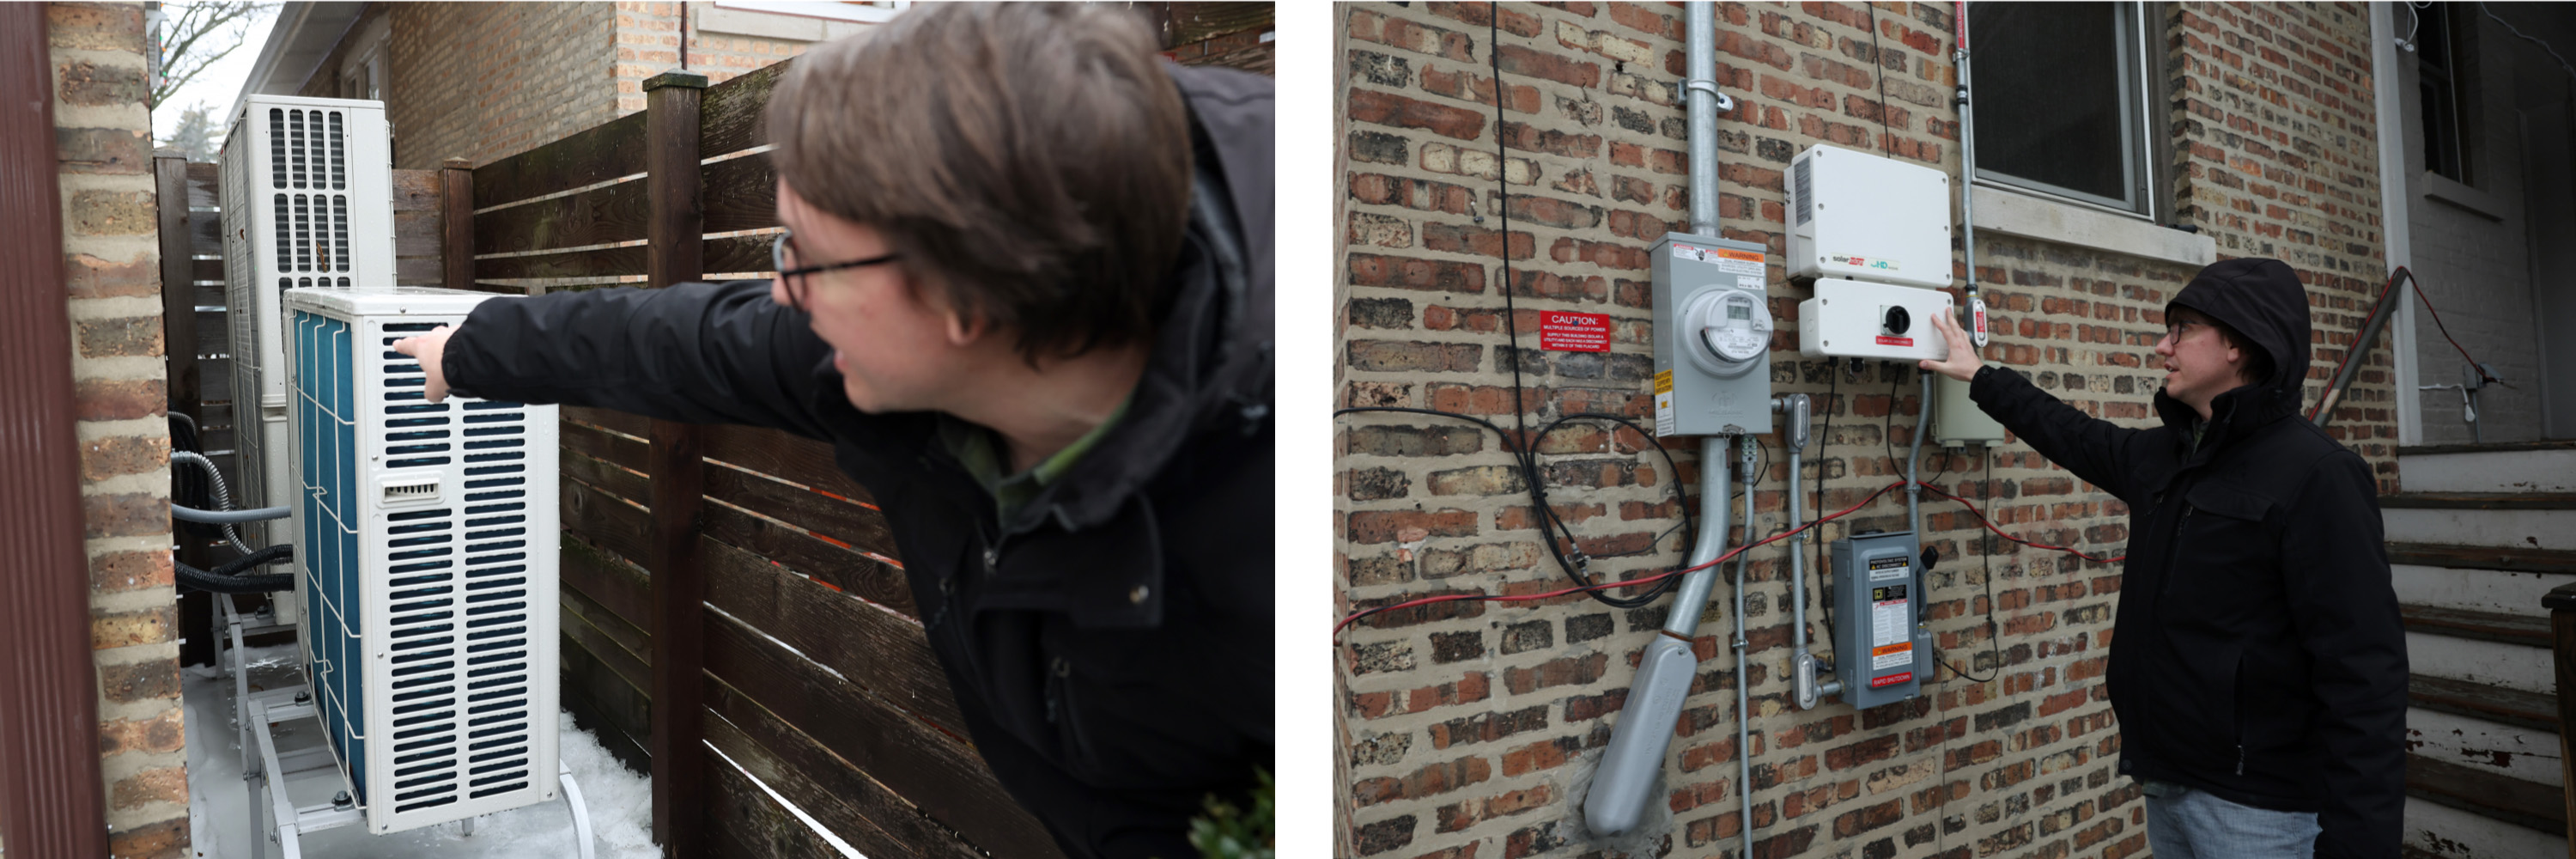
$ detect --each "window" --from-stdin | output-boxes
[337,15,389,101]
[2415,3,2472,183]
[1969,3,2159,217]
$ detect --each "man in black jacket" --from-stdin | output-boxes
[393,6,1273,857]
[1917,258,2404,858]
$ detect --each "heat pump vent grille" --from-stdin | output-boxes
[285,289,558,833]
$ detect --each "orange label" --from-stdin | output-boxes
[1871,643,1912,657]
[1717,248,1764,263]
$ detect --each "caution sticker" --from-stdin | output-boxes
[1714,248,1765,277]
[1870,671,1915,688]
[1868,556,1910,582]
[1871,642,1913,670]
[1875,335,1915,347]
[1653,371,1675,436]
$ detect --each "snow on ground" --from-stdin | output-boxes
[185,643,660,858]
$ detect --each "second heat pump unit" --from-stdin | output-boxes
[284,286,562,833]
[221,94,398,547]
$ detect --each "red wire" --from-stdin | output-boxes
[1334,478,2129,639]
[2310,265,2494,422]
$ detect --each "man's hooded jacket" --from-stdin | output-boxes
[1967,258,2405,857]
[439,64,1273,859]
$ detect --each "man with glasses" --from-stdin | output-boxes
[1917,258,2404,858]
[392,6,1272,857]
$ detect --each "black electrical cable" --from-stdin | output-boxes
[174,544,295,594]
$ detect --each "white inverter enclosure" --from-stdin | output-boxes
[283,286,562,834]
[1786,143,1953,289]
[220,95,395,545]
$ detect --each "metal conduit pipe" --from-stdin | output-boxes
[171,449,254,555]
[1728,435,1757,859]
[1584,435,1732,836]
[1781,394,1843,710]
[1953,2,1990,349]
[1909,371,1931,537]
[1684,2,1733,237]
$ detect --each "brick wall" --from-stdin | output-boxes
[48,3,188,856]
[2168,3,2399,472]
[1334,3,2393,857]
[381,2,621,168]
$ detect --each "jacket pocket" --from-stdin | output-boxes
[2163,483,2280,628]
[2147,638,2245,772]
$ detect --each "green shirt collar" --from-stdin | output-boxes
[940,394,1132,523]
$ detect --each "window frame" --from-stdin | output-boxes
[2415,2,2474,185]
[1967,2,2172,223]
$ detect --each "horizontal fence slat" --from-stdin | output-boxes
[394,208,442,259]
[562,535,653,636]
[702,151,778,235]
[190,213,221,258]
[563,417,650,472]
[559,626,653,776]
[705,610,1064,859]
[705,744,851,859]
[477,242,645,282]
[185,161,218,209]
[702,538,957,729]
[394,257,440,286]
[474,110,650,208]
[704,234,772,277]
[700,59,792,158]
[705,462,896,559]
[703,501,914,617]
[563,448,651,515]
[567,405,652,439]
[562,586,651,694]
[392,168,440,212]
[705,685,989,859]
[563,473,653,571]
[473,174,649,256]
[701,423,872,506]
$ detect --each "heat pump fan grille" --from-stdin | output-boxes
[291,304,550,829]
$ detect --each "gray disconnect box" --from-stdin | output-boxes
[1830,530,1932,709]
[1649,232,1773,437]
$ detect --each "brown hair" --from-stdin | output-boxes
[2169,306,2272,385]
[765,3,1192,360]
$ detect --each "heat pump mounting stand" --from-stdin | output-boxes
[222,593,598,859]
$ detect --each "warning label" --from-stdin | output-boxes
[1653,371,1675,436]
[1871,642,1913,671]
[1539,312,1612,352]
[1868,556,1910,582]
[1875,335,1915,347]
[1714,248,1765,277]
[1870,671,1915,688]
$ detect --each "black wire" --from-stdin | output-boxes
[1864,3,1897,156]
[1935,451,2002,684]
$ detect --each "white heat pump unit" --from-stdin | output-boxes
[283,286,562,834]
[220,95,395,547]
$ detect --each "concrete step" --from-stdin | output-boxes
[2408,631,2556,695]
[2397,440,2576,493]
[2411,673,2561,734]
[2406,752,2567,843]
[2403,604,2552,648]
[2382,494,2576,552]
[2407,705,2563,788]
[2403,795,2569,858]
[2395,564,2576,618]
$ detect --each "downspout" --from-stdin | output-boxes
[2370,2,2423,444]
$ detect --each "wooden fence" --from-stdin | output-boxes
[159,4,1272,854]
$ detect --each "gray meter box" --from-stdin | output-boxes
[1650,233,1772,436]
[1831,530,1932,709]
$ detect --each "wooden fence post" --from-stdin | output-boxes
[156,152,217,667]
[643,69,712,858]
[441,157,475,292]
[2546,582,2576,853]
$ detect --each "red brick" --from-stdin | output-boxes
[1349,88,1487,140]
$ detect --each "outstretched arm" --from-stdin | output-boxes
[1921,309,2150,501]
[391,281,839,440]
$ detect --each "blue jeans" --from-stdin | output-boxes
[2142,780,2320,858]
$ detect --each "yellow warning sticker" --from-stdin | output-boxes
[1653,370,1673,394]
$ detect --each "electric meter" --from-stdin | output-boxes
[1649,232,1773,436]
[1683,287,1771,374]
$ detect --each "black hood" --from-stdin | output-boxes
[2159,258,2310,428]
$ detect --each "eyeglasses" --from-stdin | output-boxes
[772,229,901,314]
[2163,318,2206,343]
